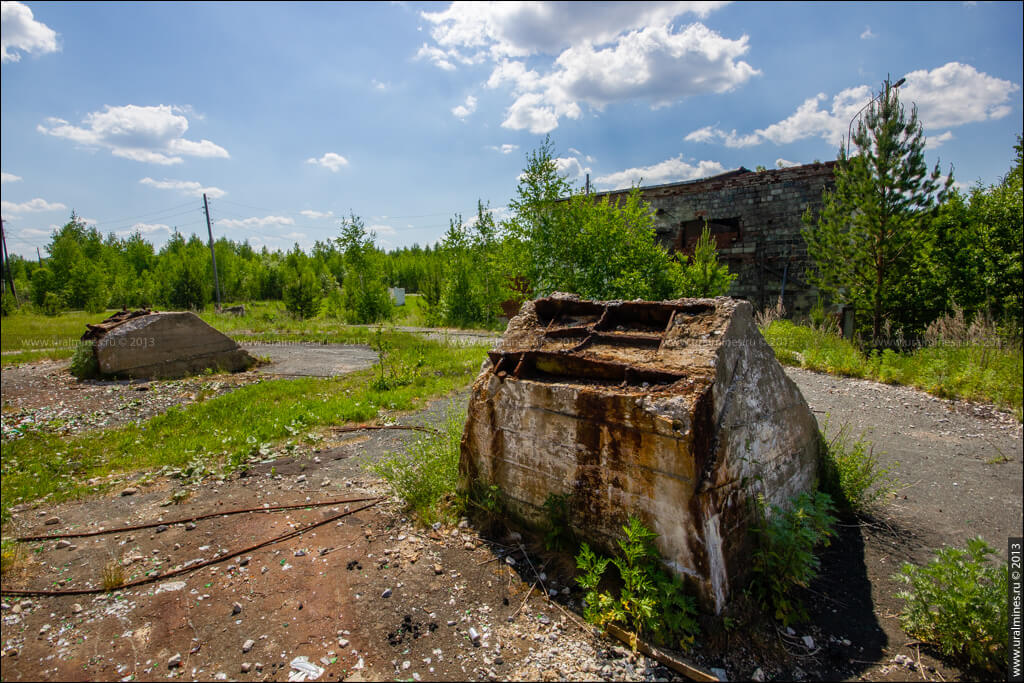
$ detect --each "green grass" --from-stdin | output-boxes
[763,320,1023,418]
[0,308,118,353]
[369,405,465,526]
[1,329,488,519]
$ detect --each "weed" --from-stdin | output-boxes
[369,325,424,391]
[818,419,897,515]
[1,539,28,576]
[369,408,464,526]
[895,537,1008,672]
[575,515,699,651]
[102,557,126,591]
[748,491,836,626]
[69,341,100,380]
[541,493,574,551]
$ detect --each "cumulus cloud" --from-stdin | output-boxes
[217,215,296,229]
[685,62,1019,149]
[306,152,349,172]
[555,155,591,184]
[452,94,478,119]
[139,177,226,199]
[0,197,67,213]
[418,2,752,134]
[118,222,171,237]
[37,104,229,165]
[925,131,954,150]
[775,158,799,168]
[487,143,519,154]
[1,172,22,183]
[300,209,333,219]
[594,155,727,190]
[1,1,58,63]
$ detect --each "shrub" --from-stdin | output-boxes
[896,538,1008,672]
[575,515,699,651]
[283,267,320,319]
[69,341,100,379]
[369,408,464,526]
[748,491,836,626]
[819,420,896,515]
[42,291,63,316]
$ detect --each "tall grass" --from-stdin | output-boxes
[369,406,466,526]
[763,320,1022,417]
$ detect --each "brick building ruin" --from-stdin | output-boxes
[592,161,837,317]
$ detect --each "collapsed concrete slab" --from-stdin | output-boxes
[82,310,256,379]
[460,294,820,613]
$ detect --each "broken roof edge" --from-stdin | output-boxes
[568,160,838,201]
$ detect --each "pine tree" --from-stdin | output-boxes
[803,79,953,344]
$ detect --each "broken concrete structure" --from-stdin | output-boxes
[82,310,256,379]
[587,162,837,317]
[460,294,820,613]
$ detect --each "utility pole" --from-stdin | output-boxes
[36,246,42,264]
[585,173,590,195]
[202,193,222,311]
[1,218,19,303]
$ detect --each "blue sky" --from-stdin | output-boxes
[2,1,1021,259]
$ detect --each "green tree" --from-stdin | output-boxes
[337,213,392,323]
[803,79,953,343]
[677,225,737,297]
[283,265,321,319]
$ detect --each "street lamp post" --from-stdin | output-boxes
[846,77,905,157]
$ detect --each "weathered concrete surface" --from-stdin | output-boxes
[84,311,256,379]
[460,294,819,613]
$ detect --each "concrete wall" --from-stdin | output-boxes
[594,162,836,317]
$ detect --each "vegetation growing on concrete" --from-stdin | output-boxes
[818,420,897,515]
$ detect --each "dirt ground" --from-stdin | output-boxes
[1,352,1021,682]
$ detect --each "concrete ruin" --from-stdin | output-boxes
[82,309,256,379]
[460,294,820,613]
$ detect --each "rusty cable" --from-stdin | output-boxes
[14,496,378,542]
[331,423,438,435]
[0,498,380,597]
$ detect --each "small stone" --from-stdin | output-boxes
[402,660,411,670]
[56,539,72,549]
[155,524,169,533]
[232,602,243,615]
[240,662,251,673]
[4,647,17,658]
[802,635,814,650]
[464,541,475,551]
[242,638,255,653]
[294,550,306,557]
[433,564,443,575]
[70,603,83,614]
[751,667,766,682]
[381,588,392,599]
[168,653,182,668]
[296,474,307,483]
[710,668,728,682]
[468,627,481,643]
[185,522,197,531]
[458,519,469,529]
[505,556,516,566]
[44,516,60,525]
[239,557,250,566]
[447,620,457,627]
[121,488,138,496]
[39,624,51,634]
[337,638,349,648]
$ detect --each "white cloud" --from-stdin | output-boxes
[594,155,727,190]
[1,172,22,183]
[860,26,875,40]
[685,62,1020,149]
[37,104,229,165]
[371,79,391,91]
[487,143,519,154]
[494,23,758,133]
[368,223,396,235]
[306,152,349,172]
[926,131,954,150]
[1,1,58,64]
[19,227,53,239]
[139,177,226,199]
[452,94,478,119]
[421,2,729,59]
[555,155,591,184]
[775,158,799,168]
[217,215,296,229]
[300,209,334,219]
[118,222,171,237]
[420,3,753,134]
[1,197,67,213]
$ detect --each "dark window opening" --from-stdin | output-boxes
[676,216,741,254]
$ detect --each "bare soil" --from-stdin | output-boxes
[1,354,1021,682]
